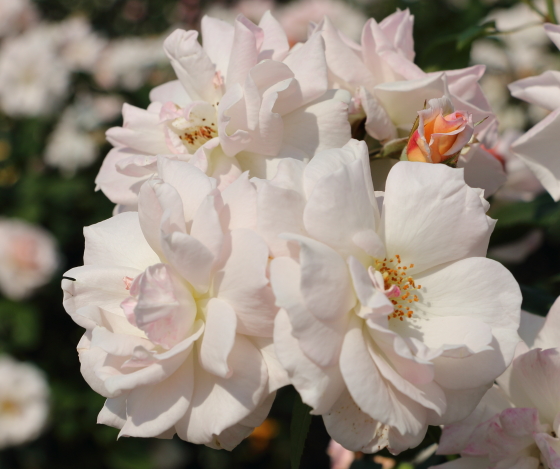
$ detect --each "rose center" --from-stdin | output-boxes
[372,254,421,322]
[168,103,219,153]
[0,399,20,416]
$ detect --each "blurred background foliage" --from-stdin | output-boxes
[0,0,558,468]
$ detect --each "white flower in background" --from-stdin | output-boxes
[45,116,98,176]
[507,24,560,201]
[47,17,107,73]
[0,356,49,449]
[434,299,560,469]
[95,12,351,209]
[260,140,520,454]
[63,158,287,447]
[0,0,38,38]
[0,218,58,300]
[0,30,69,117]
[93,35,168,91]
[277,0,367,44]
[328,439,355,469]
[45,94,123,175]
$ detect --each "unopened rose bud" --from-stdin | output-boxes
[406,96,474,165]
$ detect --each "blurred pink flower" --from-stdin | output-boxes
[0,218,58,300]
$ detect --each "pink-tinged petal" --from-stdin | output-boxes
[103,324,203,396]
[352,229,386,260]
[161,231,214,293]
[138,178,185,258]
[282,88,351,157]
[199,298,237,379]
[379,9,415,61]
[347,256,393,314]
[273,310,345,414]
[534,432,560,469]
[220,172,257,231]
[511,108,560,201]
[270,257,347,368]
[535,297,560,350]
[175,334,267,446]
[98,395,127,429]
[62,265,140,321]
[214,229,276,337]
[207,146,243,191]
[251,336,289,393]
[509,71,560,111]
[201,15,234,76]
[361,18,424,85]
[381,162,495,273]
[323,390,384,452]
[545,23,560,50]
[374,74,445,127]
[157,157,216,226]
[437,385,510,454]
[509,348,560,421]
[219,84,251,157]
[458,146,507,197]
[304,158,376,256]
[212,392,276,450]
[106,103,169,155]
[282,234,356,323]
[340,315,426,436]
[321,17,376,92]
[519,311,546,348]
[149,80,191,107]
[226,16,262,87]
[190,191,224,264]
[163,29,217,103]
[119,357,193,437]
[258,11,289,61]
[124,264,197,349]
[95,148,150,207]
[303,139,375,204]
[359,86,397,142]
[256,160,306,257]
[280,31,328,113]
[84,212,160,270]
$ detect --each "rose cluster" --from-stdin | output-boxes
[61,8,560,464]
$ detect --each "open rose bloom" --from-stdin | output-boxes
[435,299,560,469]
[258,140,520,453]
[61,6,527,458]
[95,11,350,209]
[63,158,287,447]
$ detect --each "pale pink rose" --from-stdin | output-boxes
[0,356,49,449]
[261,140,521,454]
[0,0,38,38]
[63,158,287,447]
[508,23,560,201]
[406,96,474,164]
[434,299,560,469]
[328,439,355,469]
[317,10,501,195]
[95,12,351,209]
[0,219,58,300]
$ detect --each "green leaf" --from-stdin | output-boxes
[456,21,497,50]
[290,392,312,469]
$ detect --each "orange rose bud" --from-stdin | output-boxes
[406,96,474,164]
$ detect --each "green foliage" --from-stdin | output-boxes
[290,393,313,469]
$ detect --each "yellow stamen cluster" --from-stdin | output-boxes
[374,254,422,322]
